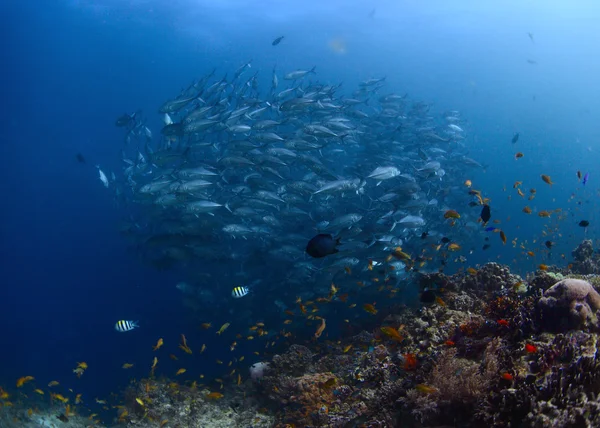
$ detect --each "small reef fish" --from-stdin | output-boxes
[217,323,231,335]
[415,384,437,394]
[380,326,403,342]
[96,166,109,188]
[541,174,554,186]
[363,303,378,314]
[16,376,34,388]
[232,286,249,298]
[306,234,340,258]
[206,392,224,400]
[444,210,460,219]
[115,320,139,332]
[153,338,164,351]
[314,318,326,338]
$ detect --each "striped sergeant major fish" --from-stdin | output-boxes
[115,320,139,332]
[231,286,250,298]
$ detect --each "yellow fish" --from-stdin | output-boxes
[16,376,34,388]
[122,363,134,369]
[206,392,224,400]
[217,323,231,335]
[176,368,186,376]
[153,338,164,351]
[136,398,144,406]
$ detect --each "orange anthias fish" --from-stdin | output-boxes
[541,174,554,186]
[415,384,437,394]
[447,243,461,251]
[16,376,34,388]
[206,392,224,400]
[363,303,378,315]
[314,318,326,339]
[444,210,461,219]
[499,230,507,244]
[497,319,510,327]
[153,338,164,351]
[380,326,404,342]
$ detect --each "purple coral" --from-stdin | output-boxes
[538,278,600,331]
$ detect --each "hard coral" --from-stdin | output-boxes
[270,344,314,376]
[570,240,599,274]
[462,262,523,294]
[537,278,600,332]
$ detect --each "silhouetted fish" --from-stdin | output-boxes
[272,36,284,46]
[306,234,340,258]
[480,204,491,224]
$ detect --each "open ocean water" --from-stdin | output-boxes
[2,1,600,426]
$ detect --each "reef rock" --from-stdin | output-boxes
[571,240,600,274]
[538,278,600,331]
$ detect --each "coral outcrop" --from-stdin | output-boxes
[538,278,600,332]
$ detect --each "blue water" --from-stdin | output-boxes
[3,0,600,418]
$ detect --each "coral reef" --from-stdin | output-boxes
[30,239,594,427]
[247,241,600,427]
[121,378,273,427]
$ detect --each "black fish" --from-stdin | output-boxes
[56,414,69,423]
[76,153,86,163]
[306,234,340,258]
[115,112,137,127]
[272,36,284,46]
[421,232,429,239]
[440,237,450,244]
[420,290,436,304]
[511,132,519,144]
[579,220,590,227]
[545,240,554,249]
[482,244,491,250]
[480,204,491,224]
